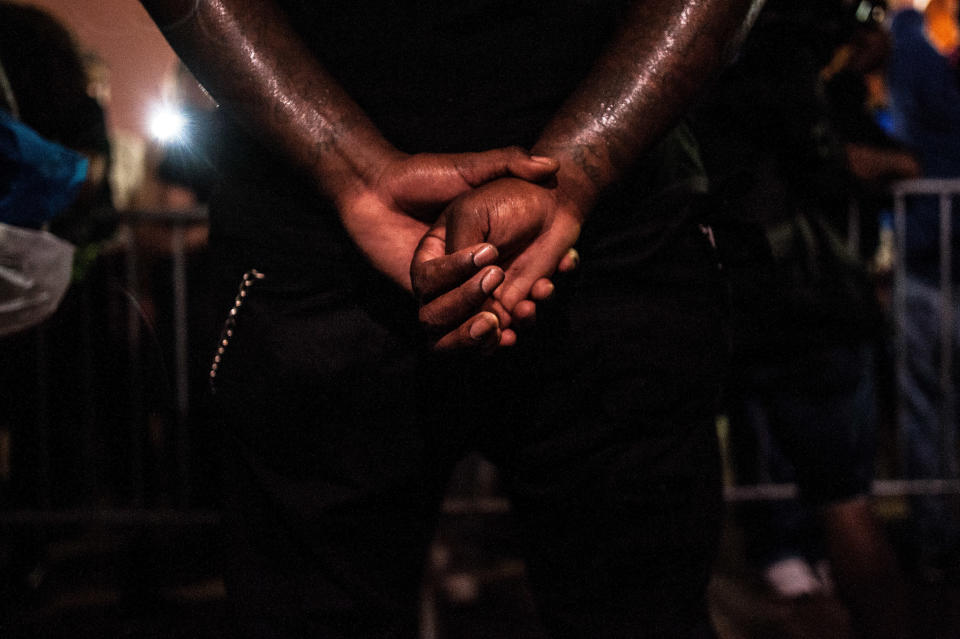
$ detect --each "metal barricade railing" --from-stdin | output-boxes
[5,185,960,638]
[119,206,209,510]
[7,186,960,526]
[893,178,960,487]
[0,206,217,527]
[722,179,960,502]
[896,179,960,490]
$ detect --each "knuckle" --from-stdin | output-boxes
[433,328,471,352]
[432,337,456,352]
[460,288,484,311]
[411,283,426,302]
[418,305,441,329]
[409,260,425,281]
[409,271,430,300]
[450,156,472,183]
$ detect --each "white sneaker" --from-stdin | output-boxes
[763,557,823,599]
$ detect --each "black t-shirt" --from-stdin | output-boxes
[209,0,707,288]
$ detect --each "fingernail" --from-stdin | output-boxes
[531,155,554,164]
[470,316,494,340]
[481,269,501,294]
[473,245,497,267]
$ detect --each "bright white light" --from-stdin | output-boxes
[149,104,187,143]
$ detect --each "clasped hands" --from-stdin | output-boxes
[334,147,583,350]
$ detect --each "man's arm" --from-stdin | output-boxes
[535,0,764,211]
[437,0,766,311]
[139,0,559,347]
[139,1,389,206]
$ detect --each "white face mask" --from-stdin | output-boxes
[0,222,74,336]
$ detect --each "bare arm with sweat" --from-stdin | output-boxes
[138,0,560,347]
[430,0,767,312]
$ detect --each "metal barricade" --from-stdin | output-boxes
[891,178,960,493]
[120,206,209,510]
[0,206,217,527]
[5,186,960,639]
[6,187,960,512]
[722,179,960,502]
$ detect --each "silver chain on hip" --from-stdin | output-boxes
[209,269,265,393]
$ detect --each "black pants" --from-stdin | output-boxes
[210,223,726,638]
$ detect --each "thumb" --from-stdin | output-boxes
[455,147,558,186]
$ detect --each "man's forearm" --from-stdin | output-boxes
[139,0,395,207]
[534,0,765,213]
